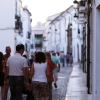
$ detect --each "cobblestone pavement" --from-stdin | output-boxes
[52,66,72,100]
[0,65,72,100]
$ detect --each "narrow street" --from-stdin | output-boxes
[0,65,72,100]
[52,65,72,100]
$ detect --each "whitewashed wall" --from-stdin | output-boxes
[45,6,83,63]
[0,0,16,55]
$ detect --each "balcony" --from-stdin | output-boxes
[27,32,31,39]
[79,1,87,13]
[15,15,23,35]
[35,43,42,48]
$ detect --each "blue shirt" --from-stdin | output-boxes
[60,53,65,59]
[51,56,59,72]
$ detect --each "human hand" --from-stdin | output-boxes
[25,83,30,90]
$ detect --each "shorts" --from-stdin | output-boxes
[53,72,58,78]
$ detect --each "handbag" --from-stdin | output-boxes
[47,76,54,82]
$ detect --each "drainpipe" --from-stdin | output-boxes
[87,0,91,94]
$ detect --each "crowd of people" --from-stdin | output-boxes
[0,44,73,100]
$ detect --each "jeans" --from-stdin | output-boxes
[61,58,65,67]
[9,76,24,100]
[66,59,69,66]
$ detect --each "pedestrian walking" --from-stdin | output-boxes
[60,51,65,67]
[0,52,5,100]
[5,44,29,100]
[29,54,34,66]
[51,52,60,88]
[31,52,49,100]
[66,52,70,67]
[3,46,11,100]
[56,52,60,63]
[69,53,73,67]
[45,52,56,100]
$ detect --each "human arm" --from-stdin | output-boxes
[46,63,50,77]
[22,58,29,83]
[30,63,34,78]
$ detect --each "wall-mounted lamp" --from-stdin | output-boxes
[74,13,78,21]
[78,29,80,34]
[73,0,79,9]
[55,29,57,31]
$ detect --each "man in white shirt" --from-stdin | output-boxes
[5,44,29,100]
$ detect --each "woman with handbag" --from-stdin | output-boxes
[0,52,5,100]
[45,52,56,100]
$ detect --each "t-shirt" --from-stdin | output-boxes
[46,59,55,77]
[6,53,28,76]
[60,53,65,59]
[66,54,70,59]
[29,58,34,65]
[51,56,59,72]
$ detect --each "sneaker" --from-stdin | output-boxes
[54,83,57,88]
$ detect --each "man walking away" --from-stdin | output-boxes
[4,46,11,100]
[51,52,60,88]
[60,51,65,67]
[66,52,70,67]
[5,44,29,100]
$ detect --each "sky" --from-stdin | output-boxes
[22,0,73,26]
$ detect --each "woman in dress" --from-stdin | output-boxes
[31,52,49,100]
[0,52,5,100]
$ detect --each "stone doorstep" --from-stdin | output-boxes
[65,95,87,99]
[67,85,86,90]
[68,79,83,84]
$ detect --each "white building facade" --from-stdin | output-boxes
[72,0,100,99]
[45,6,83,63]
[16,7,32,55]
[30,22,45,54]
[0,0,22,55]
[0,0,32,56]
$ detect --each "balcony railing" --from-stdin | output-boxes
[27,32,31,39]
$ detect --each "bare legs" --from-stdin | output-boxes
[1,86,5,100]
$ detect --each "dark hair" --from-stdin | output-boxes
[70,53,72,55]
[35,52,46,63]
[56,52,59,56]
[0,52,4,72]
[23,55,27,59]
[16,44,24,52]
[52,52,56,56]
[45,52,51,60]
[6,46,11,50]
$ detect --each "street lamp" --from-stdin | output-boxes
[73,0,79,9]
